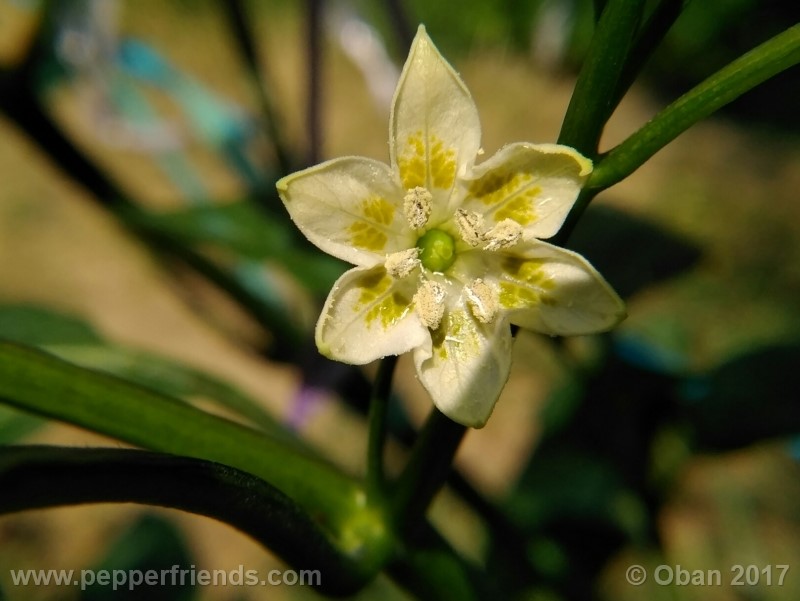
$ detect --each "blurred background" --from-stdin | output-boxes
[1,0,799,599]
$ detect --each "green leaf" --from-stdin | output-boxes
[0,304,288,440]
[130,202,345,294]
[0,405,45,444]
[0,341,361,531]
[133,201,293,259]
[0,305,102,346]
[46,344,291,440]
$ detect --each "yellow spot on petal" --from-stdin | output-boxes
[468,170,541,225]
[348,196,395,251]
[498,257,555,309]
[355,272,411,328]
[431,310,480,360]
[494,195,538,225]
[398,132,456,190]
[362,196,395,226]
[499,282,540,309]
[348,222,387,251]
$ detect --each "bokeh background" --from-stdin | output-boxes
[1,0,799,599]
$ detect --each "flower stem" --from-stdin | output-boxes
[366,355,399,500]
[390,408,467,536]
[588,23,800,191]
[558,0,646,156]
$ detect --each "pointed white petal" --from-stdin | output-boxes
[390,26,481,222]
[488,241,625,335]
[316,266,429,364]
[413,307,512,428]
[461,143,592,239]
[277,157,414,266]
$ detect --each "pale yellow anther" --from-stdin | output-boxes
[413,279,446,330]
[403,186,433,229]
[455,208,485,247]
[465,278,498,323]
[483,219,523,251]
[385,248,420,278]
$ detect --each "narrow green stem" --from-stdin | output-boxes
[366,355,398,500]
[0,446,370,595]
[390,408,467,536]
[589,23,800,191]
[558,0,646,155]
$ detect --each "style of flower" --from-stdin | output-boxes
[277,26,625,427]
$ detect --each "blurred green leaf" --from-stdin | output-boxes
[0,405,45,444]
[0,304,287,439]
[130,202,345,294]
[133,201,293,259]
[47,344,289,440]
[0,305,102,346]
[681,343,800,450]
[80,514,196,601]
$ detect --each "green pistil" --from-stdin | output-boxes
[417,229,456,273]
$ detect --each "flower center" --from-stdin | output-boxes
[417,229,456,273]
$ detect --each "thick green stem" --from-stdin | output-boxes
[589,23,800,191]
[0,342,359,529]
[613,0,689,106]
[366,356,399,500]
[558,0,646,155]
[0,446,369,595]
[390,409,467,536]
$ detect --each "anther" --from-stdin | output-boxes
[403,187,433,229]
[483,219,522,251]
[385,248,420,278]
[455,208,485,247]
[465,278,499,323]
[413,279,446,329]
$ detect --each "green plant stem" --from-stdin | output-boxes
[0,445,370,595]
[558,0,646,155]
[366,355,398,500]
[589,23,800,191]
[390,408,467,536]
[613,0,689,106]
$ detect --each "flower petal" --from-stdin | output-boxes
[413,307,512,428]
[460,143,592,239]
[390,26,481,221]
[487,241,625,335]
[277,157,414,266]
[316,265,429,364]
